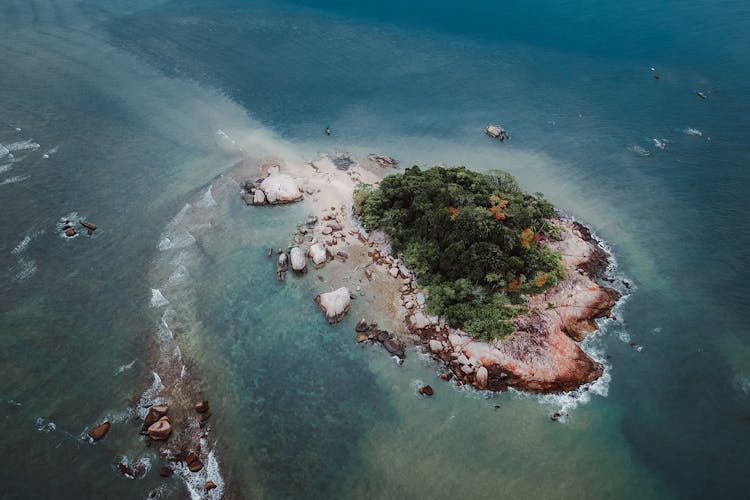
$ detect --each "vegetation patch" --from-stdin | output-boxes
[354,166,565,341]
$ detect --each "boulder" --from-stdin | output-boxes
[476,366,488,388]
[290,247,306,272]
[186,452,203,472]
[485,124,510,140]
[142,405,168,431]
[429,340,443,353]
[309,243,327,268]
[147,416,172,441]
[195,400,209,414]
[64,227,76,237]
[326,221,343,231]
[253,188,266,205]
[87,421,111,441]
[418,385,434,396]
[205,481,217,491]
[80,220,97,231]
[260,174,303,204]
[315,287,351,323]
[410,311,430,330]
[159,467,172,478]
[368,154,399,168]
[383,338,405,358]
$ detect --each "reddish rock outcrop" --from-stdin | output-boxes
[412,218,620,393]
[87,421,111,441]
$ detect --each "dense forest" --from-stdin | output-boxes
[354,166,566,341]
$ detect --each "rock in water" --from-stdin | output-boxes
[205,481,217,491]
[418,385,434,396]
[195,400,209,414]
[147,416,172,441]
[476,366,488,389]
[142,405,168,431]
[309,242,327,268]
[290,246,307,272]
[260,174,303,204]
[159,466,172,477]
[383,338,405,358]
[87,421,111,440]
[485,124,510,140]
[367,154,399,168]
[315,287,351,323]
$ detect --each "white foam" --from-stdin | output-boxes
[0,163,11,174]
[115,359,137,375]
[682,127,703,137]
[11,257,37,282]
[628,145,651,157]
[1,175,30,185]
[5,139,40,152]
[652,138,668,150]
[0,144,9,157]
[197,184,217,208]
[136,372,165,418]
[42,146,58,158]
[35,417,56,432]
[174,441,225,500]
[158,231,196,251]
[150,289,170,308]
[11,235,31,255]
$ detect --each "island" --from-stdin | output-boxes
[352,166,620,392]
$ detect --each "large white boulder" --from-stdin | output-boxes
[476,366,488,388]
[260,174,303,204]
[253,188,267,205]
[290,246,306,272]
[309,243,327,268]
[315,287,351,324]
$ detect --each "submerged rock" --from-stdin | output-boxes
[368,154,399,168]
[315,287,351,323]
[194,400,209,414]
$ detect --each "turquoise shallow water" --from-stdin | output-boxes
[1,0,749,498]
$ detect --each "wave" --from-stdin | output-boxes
[42,145,58,159]
[196,184,217,208]
[11,235,32,255]
[115,359,137,375]
[1,175,30,185]
[10,257,38,282]
[150,289,170,308]
[628,145,651,157]
[0,144,9,158]
[682,127,703,137]
[35,417,56,432]
[0,163,11,174]
[135,372,165,419]
[5,139,40,152]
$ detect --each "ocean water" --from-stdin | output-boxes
[1,0,749,498]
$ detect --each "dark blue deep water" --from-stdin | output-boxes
[1,0,748,498]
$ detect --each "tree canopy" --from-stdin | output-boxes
[354,166,565,341]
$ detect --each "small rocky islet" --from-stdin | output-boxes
[242,156,622,396]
